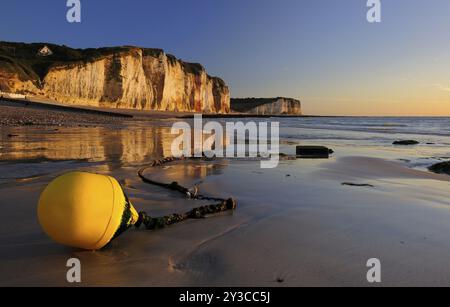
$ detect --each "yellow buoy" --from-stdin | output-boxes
[37,172,139,250]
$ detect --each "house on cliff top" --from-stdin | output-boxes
[37,46,53,57]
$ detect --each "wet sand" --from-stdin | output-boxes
[3,155,450,286]
[2,109,450,286]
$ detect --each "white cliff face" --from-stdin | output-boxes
[231,98,302,115]
[21,47,229,113]
[249,98,302,115]
[44,58,108,105]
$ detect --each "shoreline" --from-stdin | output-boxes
[0,96,331,124]
[0,99,129,127]
[0,97,133,119]
[3,97,449,123]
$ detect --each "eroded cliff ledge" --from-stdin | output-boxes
[0,42,230,113]
[231,97,302,115]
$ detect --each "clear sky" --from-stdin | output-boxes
[1,0,450,116]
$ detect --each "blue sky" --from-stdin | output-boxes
[1,0,450,115]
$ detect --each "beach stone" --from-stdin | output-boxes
[393,140,419,145]
[342,182,374,188]
[296,146,332,159]
[428,161,450,175]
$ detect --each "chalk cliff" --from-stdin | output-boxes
[231,97,302,115]
[0,42,230,113]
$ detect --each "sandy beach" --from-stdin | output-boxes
[1,101,450,286]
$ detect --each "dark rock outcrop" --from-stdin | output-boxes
[428,161,450,175]
[296,146,333,159]
[393,140,419,145]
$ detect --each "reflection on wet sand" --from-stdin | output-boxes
[0,124,233,166]
[0,123,232,187]
[0,125,175,165]
[140,160,229,189]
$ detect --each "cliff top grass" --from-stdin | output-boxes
[230,97,300,112]
[0,41,225,85]
[0,42,131,81]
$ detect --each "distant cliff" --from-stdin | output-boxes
[0,42,230,113]
[231,97,302,115]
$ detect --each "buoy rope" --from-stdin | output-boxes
[135,156,237,230]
